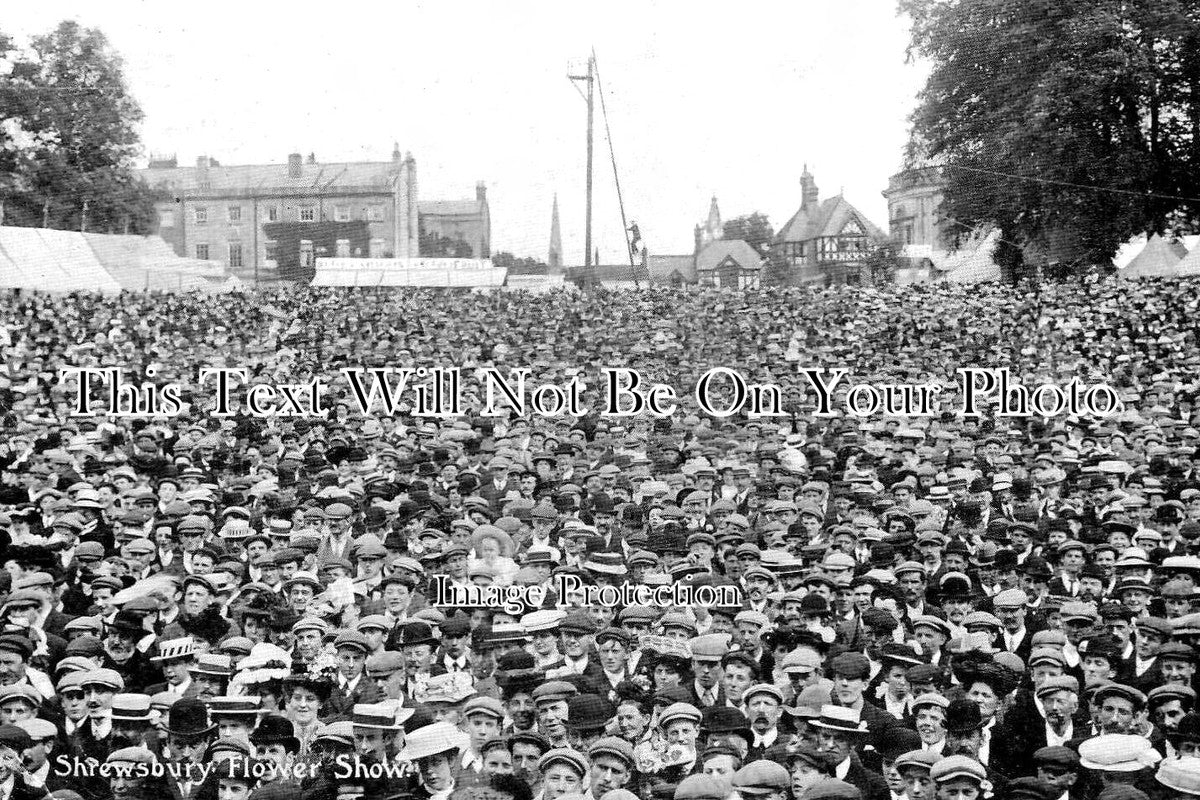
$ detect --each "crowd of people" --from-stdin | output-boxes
[0,279,1198,800]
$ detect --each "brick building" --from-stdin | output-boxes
[138,146,489,281]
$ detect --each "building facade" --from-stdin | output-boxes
[695,239,761,289]
[775,166,886,285]
[882,166,949,254]
[138,147,489,280]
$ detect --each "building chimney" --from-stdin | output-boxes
[476,181,487,202]
[287,153,302,178]
[392,142,402,162]
[801,163,819,209]
[196,156,210,170]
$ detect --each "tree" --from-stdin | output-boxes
[722,212,775,256]
[0,21,156,232]
[864,239,902,285]
[418,219,473,258]
[901,0,1200,276]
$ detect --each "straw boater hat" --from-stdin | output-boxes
[208,696,262,720]
[583,552,628,575]
[351,702,409,730]
[809,705,870,735]
[414,672,474,705]
[151,637,197,663]
[397,721,464,761]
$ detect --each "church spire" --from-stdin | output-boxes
[548,194,563,271]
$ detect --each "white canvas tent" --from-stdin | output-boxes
[938,229,1002,283]
[0,226,230,293]
[1119,233,1187,278]
[1168,242,1200,277]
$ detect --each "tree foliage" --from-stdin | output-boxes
[722,212,775,256]
[901,0,1200,275]
[0,21,155,232]
[418,222,473,258]
[864,239,903,285]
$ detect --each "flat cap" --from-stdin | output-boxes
[930,755,987,784]
[731,760,791,795]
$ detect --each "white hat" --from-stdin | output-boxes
[397,721,467,761]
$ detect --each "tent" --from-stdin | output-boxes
[1169,242,1200,277]
[1119,233,1187,278]
[939,229,1002,283]
[0,226,230,293]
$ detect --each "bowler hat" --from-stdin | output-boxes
[165,698,217,737]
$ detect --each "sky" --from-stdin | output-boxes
[5,1,930,263]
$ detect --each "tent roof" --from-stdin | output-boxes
[1121,233,1188,278]
[0,227,226,293]
[941,229,1002,283]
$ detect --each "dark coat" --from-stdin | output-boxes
[843,755,890,800]
[324,675,385,719]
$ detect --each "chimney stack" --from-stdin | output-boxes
[287,153,302,178]
[476,181,487,202]
[392,142,402,162]
[801,163,819,209]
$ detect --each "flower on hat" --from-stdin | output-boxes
[306,645,339,684]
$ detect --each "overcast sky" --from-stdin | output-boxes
[6,2,929,263]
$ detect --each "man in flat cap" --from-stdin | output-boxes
[1033,746,1081,800]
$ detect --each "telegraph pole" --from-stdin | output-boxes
[569,55,595,268]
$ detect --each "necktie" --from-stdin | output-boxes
[703,689,715,706]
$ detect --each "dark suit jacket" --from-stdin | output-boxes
[998,623,1045,664]
[844,756,890,800]
[684,682,729,710]
[555,654,609,695]
[325,675,385,719]
[991,699,1090,779]
[42,610,71,639]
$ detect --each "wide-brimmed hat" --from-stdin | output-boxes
[396,721,464,761]
[151,637,197,663]
[351,702,407,730]
[208,696,262,719]
[809,705,869,735]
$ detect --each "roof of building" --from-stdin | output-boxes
[419,200,487,217]
[647,255,696,283]
[777,195,886,244]
[696,240,763,274]
[139,160,400,195]
[565,264,651,283]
